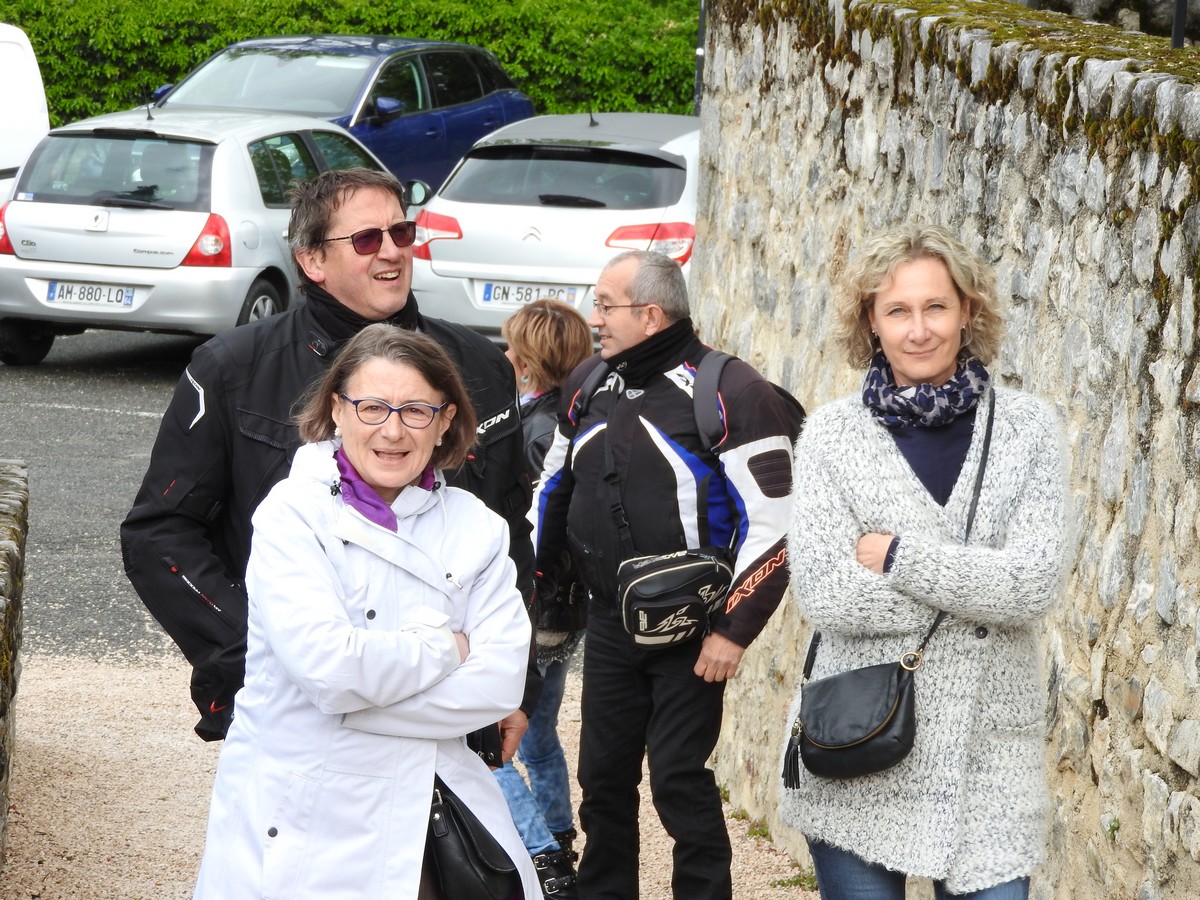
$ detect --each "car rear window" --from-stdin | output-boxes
[167,49,374,117]
[439,146,687,211]
[15,133,214,212]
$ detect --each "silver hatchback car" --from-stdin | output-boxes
[410,112,699,341]
[0,107,400,365]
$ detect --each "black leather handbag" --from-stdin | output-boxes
[427,776,523,900]
[782,390,995,784]
[783,623,933,783]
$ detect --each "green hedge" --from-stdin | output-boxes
[6,0,699,126]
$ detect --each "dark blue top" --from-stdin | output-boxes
[889,407,978,507]
[882,406,977,572]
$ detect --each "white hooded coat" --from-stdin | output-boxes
[194,441,538,899]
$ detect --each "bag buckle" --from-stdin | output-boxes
[430,789,449,837]
[900,651,923,671]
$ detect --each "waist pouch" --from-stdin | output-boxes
[615,547,733,646]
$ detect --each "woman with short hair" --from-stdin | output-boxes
[780,224,1067,899]
[195,323,539,899]
[493,298,594,897]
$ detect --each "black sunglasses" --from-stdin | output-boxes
[321,221,417,255]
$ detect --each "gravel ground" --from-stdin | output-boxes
[2,652,815,898]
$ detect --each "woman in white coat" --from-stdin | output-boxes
[779,225,1067,899]
[195,324,539,899]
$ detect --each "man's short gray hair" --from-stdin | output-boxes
[604,250,690,322]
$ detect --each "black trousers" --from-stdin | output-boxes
[576,603,732,900]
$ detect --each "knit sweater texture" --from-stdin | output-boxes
[779,386,1068,893]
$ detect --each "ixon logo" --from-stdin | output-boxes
[477,408,512,435]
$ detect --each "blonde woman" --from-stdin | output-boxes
[780,225,1067,899]
[493,299,593,896]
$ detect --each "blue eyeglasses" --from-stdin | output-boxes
[339,394,448,428]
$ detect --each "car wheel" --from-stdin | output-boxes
[236,278,284,326]
[0,320,55,366]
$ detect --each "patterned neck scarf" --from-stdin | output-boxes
[862,351,991,428]
[333,447,437,532]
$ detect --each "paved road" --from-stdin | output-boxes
[0,329,204,658]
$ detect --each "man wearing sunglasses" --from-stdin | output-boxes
[121,168,537,765]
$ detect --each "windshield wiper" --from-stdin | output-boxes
[101,197,175,210]
[90,192,174,210]
[538,193,606,208]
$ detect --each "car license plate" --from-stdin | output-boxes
[47,281,135,307]
[481,281,580,309]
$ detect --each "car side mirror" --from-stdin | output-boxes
[404,180,432,209]
[151,84,173,104]
[363,96,406,126]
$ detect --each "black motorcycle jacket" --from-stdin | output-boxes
[530,319,797,649]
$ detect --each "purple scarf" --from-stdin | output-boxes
[334,447,437,531]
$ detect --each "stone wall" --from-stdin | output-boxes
[0,461,28,864]
[692,1,1200,896]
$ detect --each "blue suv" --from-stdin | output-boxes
[155,35,535,190]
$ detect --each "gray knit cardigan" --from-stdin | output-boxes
[779,386,1067,893]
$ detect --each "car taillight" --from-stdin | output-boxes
[606,222,696,266]
[182,214,232,267]
[412,209,462,261]
[0,203,13,255]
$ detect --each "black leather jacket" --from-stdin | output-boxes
[121,297,532,739]
[519,389,560,482]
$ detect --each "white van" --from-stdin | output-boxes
[0,24,50,201]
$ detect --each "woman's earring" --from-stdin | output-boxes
[436,436,443,447]
[520,374,530,386]
[961,321,973,348]
[334,425,341,438]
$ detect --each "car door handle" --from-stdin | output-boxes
[425,129,443,138]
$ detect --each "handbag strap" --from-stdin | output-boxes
[962,387,996,546]
[803,388,997,681]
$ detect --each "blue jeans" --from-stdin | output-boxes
[493,655,576,854]
[517,656,575,835]
[807,839,1030,900]
[494,759,557,854]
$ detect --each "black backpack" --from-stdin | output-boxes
[567,349,805,452]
